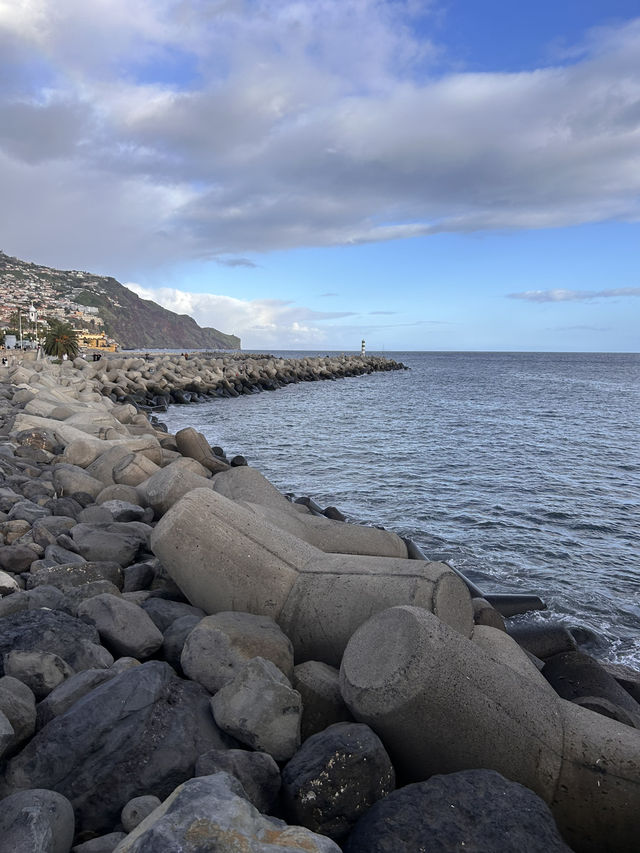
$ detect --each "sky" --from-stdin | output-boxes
[1,0,639,352]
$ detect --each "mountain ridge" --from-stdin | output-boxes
[0,251,241,350]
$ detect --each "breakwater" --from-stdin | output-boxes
[0,356,638,852]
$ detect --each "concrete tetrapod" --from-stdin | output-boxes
[150,489,472,665]
[212,466,408,558]
[339,605,640,853]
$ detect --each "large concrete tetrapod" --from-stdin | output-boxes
[150,489,473,665]
[212,466,408,558]
[339,605,640,853]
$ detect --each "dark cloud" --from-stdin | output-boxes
[215,257,259,268]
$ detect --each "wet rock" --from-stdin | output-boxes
[281,722,395,842]
[344,769,573,853]
[194,748,281,813]
[2,661,229,835]
[111,772,340,853]
[0,788,75,853]
[211,657,302,762]
[181,610,294,694]
[507,622,577,659]
[77,594,164,659]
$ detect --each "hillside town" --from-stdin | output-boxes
[0,251,119,352]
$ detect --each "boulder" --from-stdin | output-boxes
[27,561,123,592]
[77,594,164,660]
[0,609,112,677]
[3,649,74,700]
[121,796,162,833]
[0,568,20,595]
[0,788,75,853]
[36,667,117,729]
[0,675,36,748]
[161,614,202,671]
[7,499,51,524]
[72,832,127,853]
[181,611,294,693]
[111,772,340,853]
[194,748,281,813]
[31,516,76,548]
[211,657,302,762]
[507,622,577,659]
[139,598,204,633]
[70,523,148,566]
[0,544,37,573]
[344,769,572,853]
[282,722,395,842]
[52,466,105,500]
[2,661,229,835]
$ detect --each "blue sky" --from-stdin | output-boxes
[0,1,639,351]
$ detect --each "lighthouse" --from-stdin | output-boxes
[361,339,366,355]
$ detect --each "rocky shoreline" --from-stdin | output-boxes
[0,355,639,852]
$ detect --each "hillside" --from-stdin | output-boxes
[0,251,241,350]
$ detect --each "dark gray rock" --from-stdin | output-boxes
[26,585,73,614]
[72,832,127,853]
[211,657,302,762]
[293,661,353,741]
[31,516,76,549]
[282,722,395,842]
[36,668,117,729]
[194,748,281,813]
[77,594,164,659]
[70,523,148,566]
[140,598,204,633]
[77,506,116,524]
[100,501,149,523]
[110,772,340,853]
[0,675,36,749]
[47,497,84,521]
[122,562,156,593]
[2,661,229,835]
[44,544,87,565]
[0,544,37,573]
[344,769,573,853]
[0,609,112,677]
[26,561,123,592]
[161,614,201,670]
[3,649,74,700]
[0,788,75,853]
[7,500,51,524]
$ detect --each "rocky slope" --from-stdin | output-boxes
[0,251,240,350]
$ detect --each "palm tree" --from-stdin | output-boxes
[44,320,80,360]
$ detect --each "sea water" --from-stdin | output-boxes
[162,351,640,668]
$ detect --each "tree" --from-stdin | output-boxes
[44,320,79,360]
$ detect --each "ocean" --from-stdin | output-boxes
[162,351,640,669]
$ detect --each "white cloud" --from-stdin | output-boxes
[125,282,356,348]
[509,287,640,303]
[1,2,640,268]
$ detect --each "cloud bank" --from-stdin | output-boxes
[509,287,640,303]
[1,1,640,271]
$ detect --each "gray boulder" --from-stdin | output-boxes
[3,649,74,700]
[2,661,229,835]
[26,561,123,592]
[0,675,36,748]
[72,832,127,853]
[344,769,573,853]
[120,796,162,833]
[211,657,302,762]
[77,594,163,660]
[36,667,117,729]
[140,598,204,633]
[7,499,51,524]
[0,788,75,853]
[194,748,281,813]
[0,708,13,759]
[111,772,340,853]
[0,544,37,572]
[31,516,76,548]
[281,722,395,842]
[0,609,112,677]
[161,614,202,670]
[181,611,294,694]
[70,523,148,566]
